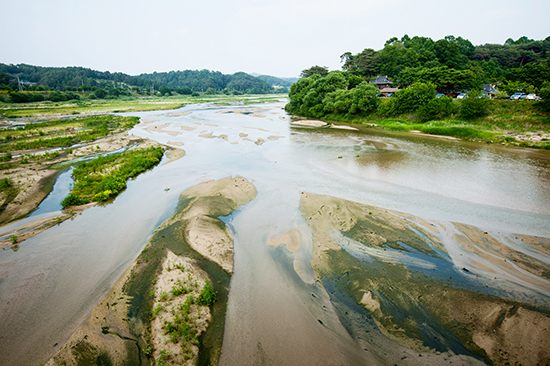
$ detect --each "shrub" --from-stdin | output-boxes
[197,280,217,306]
[392,82,436,114]
[417,96,457,122]
[458,90,490,120]
[60,194,90,209]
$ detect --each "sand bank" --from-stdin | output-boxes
[300,192,550,366]
[47,176,258,365]
[290,120,327,127]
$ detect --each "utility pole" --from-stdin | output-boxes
[17,76,22,91]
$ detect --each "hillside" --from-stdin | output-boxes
[0,64,277,96]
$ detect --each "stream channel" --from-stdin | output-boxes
[0,100,549,365]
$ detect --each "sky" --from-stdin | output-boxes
[1,0,549,78]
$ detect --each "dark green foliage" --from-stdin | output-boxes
[300,65,329,78]
[417,96,457,122]
[378,82,436,117]
[458,90,491,120]
[397,66,480,92]
[60,194,90,208]
[197,280,217,307]
[286,72,379,119]
[537,82,550,112]
[0,63,275,98]
[0,178,13,189]
[94,89,107,98]
[61,146,164,208]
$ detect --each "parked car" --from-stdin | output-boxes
[436,93,446,98]
[456,93,467,99]
[526,94,542,101]
[510,93,527,100]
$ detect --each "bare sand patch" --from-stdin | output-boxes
[410,131,459,140]
[290,120,327,127]
[166,141,184,147]
[145,122,180,136]
[330,125,359,131]
[180,126,197,131]
[165,176,258,273]
[165,111,191,117]
[268,229,302,253]
[139,119,158,127]
[163,147,185,165]
[268,135,284,141]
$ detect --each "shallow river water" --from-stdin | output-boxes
[1,100,550,365]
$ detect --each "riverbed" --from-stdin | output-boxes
[1,100,549,365]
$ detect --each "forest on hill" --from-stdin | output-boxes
[0,64,282,103]
[338,35,550,93]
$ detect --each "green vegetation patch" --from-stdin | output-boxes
[0,115,139,153]
[60,146,164,208]
[0,177,18,212]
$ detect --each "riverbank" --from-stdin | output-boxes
[289,100,550,149]
[46,176,257,366]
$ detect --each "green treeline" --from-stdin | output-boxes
[339,35,550,93]
[61,146,164,208]
[286,35,550,125]
[0,64,280,103]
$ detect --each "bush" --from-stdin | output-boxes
[537,82,550,112]
[392,82,436,115]
[61,194,90,208]
[417,96,457,122]
[197,280,217,306]
[458,90,490,120]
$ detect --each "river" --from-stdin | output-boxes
[0,100,549,365]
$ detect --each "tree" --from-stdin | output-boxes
[341,49,380,77]
[94,88,107,98]
[300,65,329,78]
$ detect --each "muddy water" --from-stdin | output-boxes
[1,100,550,365]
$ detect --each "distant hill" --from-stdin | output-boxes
[249,73,297,87]
[0,63,277,94]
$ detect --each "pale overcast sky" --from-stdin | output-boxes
[1,0,548,77]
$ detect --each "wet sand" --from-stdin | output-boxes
[300,192,550,366]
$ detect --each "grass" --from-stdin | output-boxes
[60,145,164,208]
[0,115,139,153]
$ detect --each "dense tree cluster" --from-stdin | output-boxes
[340,35,550,92]
[0,64,278,102]
[285,71,380,118]
[287,35,550,120]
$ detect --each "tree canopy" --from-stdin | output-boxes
[337,34,550,92]
[0,64,275,95]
